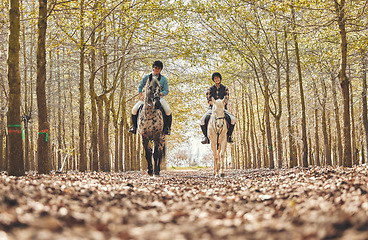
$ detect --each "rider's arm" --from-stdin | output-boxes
[224,86,229,105]
[160,76,169,97]
[138,75,149,94]
[206,86,213,105]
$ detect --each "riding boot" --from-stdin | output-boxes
[164,114,172,135]
[128,114,138,134]
[200,124,210,144]
[227,124,235,143]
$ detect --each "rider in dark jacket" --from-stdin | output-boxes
[200,72,236,144]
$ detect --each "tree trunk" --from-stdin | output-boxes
[21,0,31,172]
[334,0,352,167]
[284,28,295,168]
[8,0,24,176]
[97,96,105,171]
[36,0,50,174]
[0,132,3,171]
[89,15,98,171]
[314,108,320,166]
[103,95,110,172]
[273,31,283,169]
[292,6,308,167]
[361,51,368,164]
[331,74,343,166]
[321,80,332,165]
[79,0,87,171]
[350,82,358,165]
[248,90,257,169]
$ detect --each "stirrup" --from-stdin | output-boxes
[164,127,171,135]
[128,127,137,134]
[227,136,233,143]
[201,137,210,144]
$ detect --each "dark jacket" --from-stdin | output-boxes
[206,84,229,109]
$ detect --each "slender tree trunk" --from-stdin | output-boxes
[334,0,352,167]
[8,0,24,176]
[273,31,283,168]
[79,0,87,171]
[21,0,30,172]
[103,95,110,172]
[97,96,105,171]
[243,89,250,168]
[330,74,343,165]
[0,131,3,171]
[119,120,124,171]
[36,0,50,174]
[323,108,332,166]
[57,52,62,171]
[248,90,257,169]
[29,15,35,171]
[350,82,358,165]
[291,6,308,167]
[261,61,274,169]
[321,80,332,165]
[361,52,368,164]
[315,109,320,166]
[284,28,295,168]
[89,16,98,171]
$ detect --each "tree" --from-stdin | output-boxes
[36,0,50,174]
[7,0,24,176]
[334,0,351,167]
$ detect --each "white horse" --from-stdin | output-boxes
[208,98,228,177]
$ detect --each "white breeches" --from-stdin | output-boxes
[200,109,236,125]
[132,98,172,116]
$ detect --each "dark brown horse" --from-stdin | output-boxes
[137,75,165,176]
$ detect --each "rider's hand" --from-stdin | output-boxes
[209,100,213,105]
[139,92,144,101]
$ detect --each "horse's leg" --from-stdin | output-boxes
[220,141,227,177]
[153,143,161,176]
[154,136,165,176]
[211,143,219,176]
[211,143,216,175]
[143,139,153,176]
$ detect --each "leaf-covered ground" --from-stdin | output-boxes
[1,166,368,240]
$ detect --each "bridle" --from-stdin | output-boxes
[212,111,225,150]
[146,79,161,107]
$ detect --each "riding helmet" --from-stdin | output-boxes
[152,60,163,69]
[212,72,222,81]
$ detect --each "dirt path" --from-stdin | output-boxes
[1,166,368,239]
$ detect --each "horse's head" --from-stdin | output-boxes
[212,98,226,129]
[145,75,161,109]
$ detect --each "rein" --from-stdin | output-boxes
[212,113,225,150]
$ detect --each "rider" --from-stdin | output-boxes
[200,72,236,144]
[129,60,172,135]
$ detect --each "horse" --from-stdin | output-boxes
[208,98,228,177]
[137,75,165,176]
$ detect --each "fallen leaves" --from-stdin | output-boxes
[1,166,368,239]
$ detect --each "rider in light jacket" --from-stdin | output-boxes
[129,60,172,135]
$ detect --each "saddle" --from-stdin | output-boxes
[205,112,231,128]
[137,103,164,119]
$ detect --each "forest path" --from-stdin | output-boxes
[1,166,368,239]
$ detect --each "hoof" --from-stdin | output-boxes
[148,171,153,176]
[220,173,225,177]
